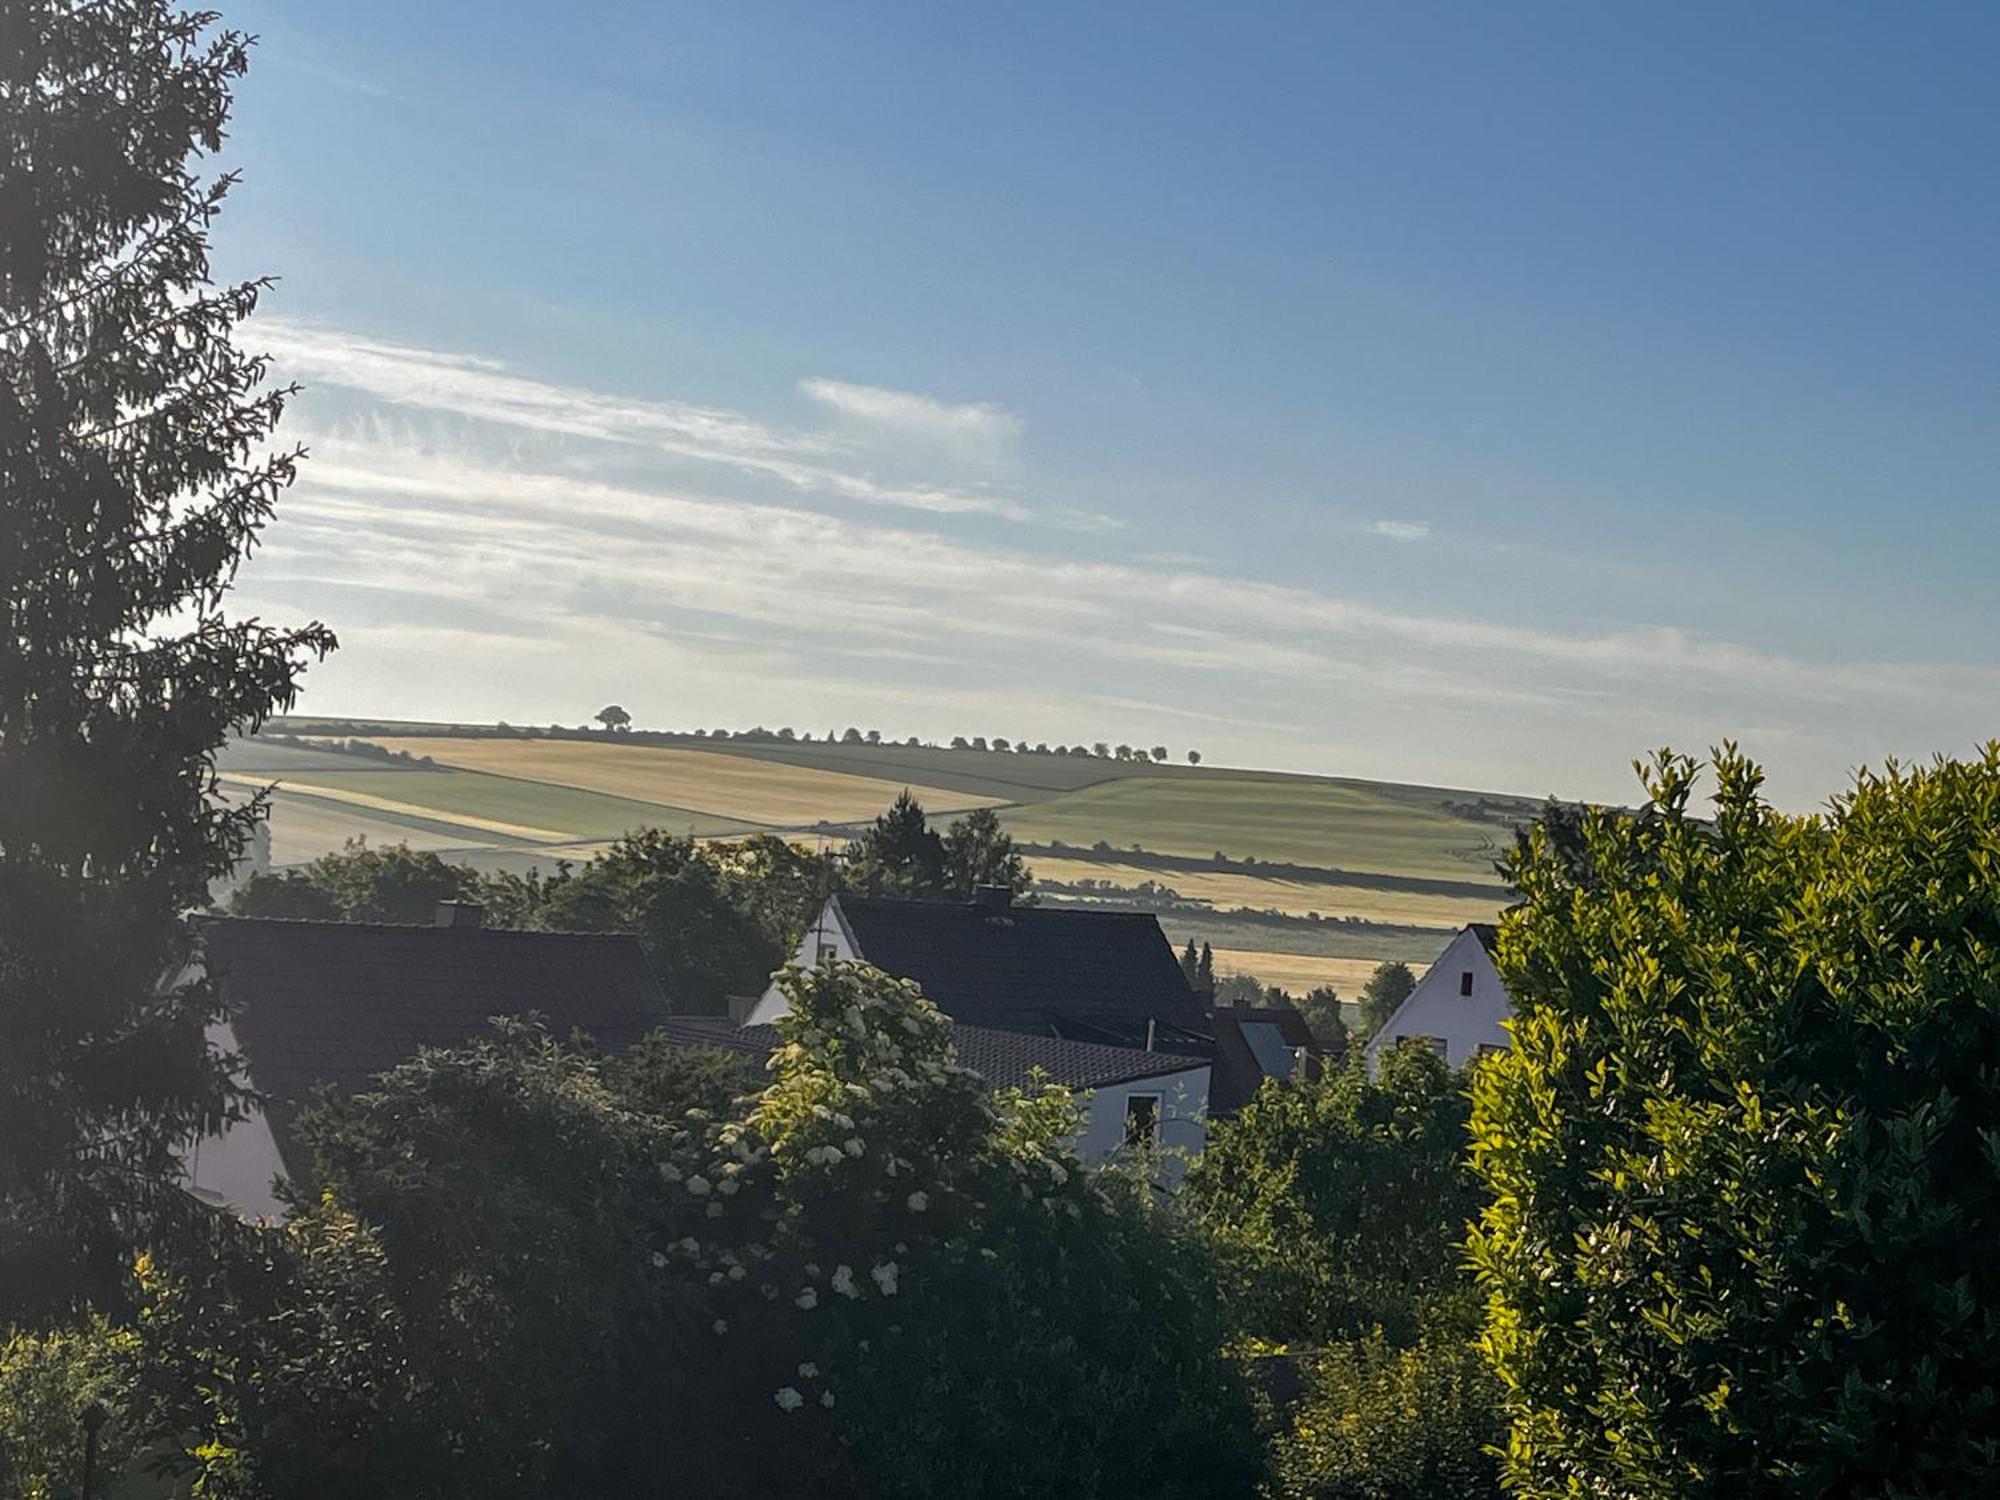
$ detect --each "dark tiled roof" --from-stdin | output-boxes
[834,894,1210,1052]
[1208,1006,1325,1114]
[204,917,667,1104]
[1470,922,1499,955]
[652,1016,1206,1092]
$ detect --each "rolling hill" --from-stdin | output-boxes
[226,721,1541,994]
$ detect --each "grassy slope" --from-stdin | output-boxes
[365,736,999,824]
[998,776,1512,881]
[238,725,1532,990]
[687,738,1143,801]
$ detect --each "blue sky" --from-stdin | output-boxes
[219,2,2000,805]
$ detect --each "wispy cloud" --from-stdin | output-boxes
[1370,519,1431,542]
[258,319,1032,522]
[243,322,2000,806]
[801,377,1022,449]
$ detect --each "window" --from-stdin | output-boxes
[816,941,838,964]
[1459,970,1475,997]
[1123,1093,1162,1148]
[1476,1043,1506,1060]
[1395,1035,1448,1060]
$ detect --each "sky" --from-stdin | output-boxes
[213,1,2000,807]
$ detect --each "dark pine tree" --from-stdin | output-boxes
[0,1,333,1315]
[849,789,947,898]
[1180,939,1201,986]
[1196,941,1216,993]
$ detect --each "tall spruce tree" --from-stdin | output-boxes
[1,1,332,1313]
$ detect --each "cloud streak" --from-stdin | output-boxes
[259,319,1033,522]
[242,322,2000,805]
[801,377,1022,449]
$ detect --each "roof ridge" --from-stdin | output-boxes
[203,915,640,941]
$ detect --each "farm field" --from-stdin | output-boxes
[999,775,1512,880]
[231,723,1532,989]
[1143,909,1451,967]
[1206,950,1426,997]
[1030,857,1507,928]
[365,737,999,825]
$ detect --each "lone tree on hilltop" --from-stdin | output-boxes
[1187,749,1203,765]
[594,704,632,732]
[0,0,334,1314]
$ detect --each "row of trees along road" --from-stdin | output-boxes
[14,4,2000,1497]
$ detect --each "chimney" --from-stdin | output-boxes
[973,883,1013,913]
[434,900,485,929]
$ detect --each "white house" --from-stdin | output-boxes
[740,885,1222,1174]
[1363,923,1511,1072]
[661,1015,1210,1179]
[181,904,666,1218]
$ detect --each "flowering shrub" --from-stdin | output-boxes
[125,962,1255,1498]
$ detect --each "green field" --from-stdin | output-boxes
[997,775,1511,881]
[236,720,1536,986]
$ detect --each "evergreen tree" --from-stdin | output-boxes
[1196,942,1215,993]
[940,806,1031,901]
[0,0,332,1313]
[848,790,947,899]
[1180,940,1201,986]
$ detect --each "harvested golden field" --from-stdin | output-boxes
[366,737,999,827]
[1031,857,1504,928]
[1208,950,1427,996]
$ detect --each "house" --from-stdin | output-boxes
[746,886,1213,1052]
[1207,1005,1328,1114]
[183,903,666,1218]
[1362,923,1510,1072]
[655,1016,1209,1172]
[742,886,1221,1168]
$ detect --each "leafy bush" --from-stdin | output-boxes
[0,1320,142,1500]
[1189,1047,1482,1347]
[1267,1334,1502,1500]
[134,964,1254,1498]
[1473,748,2000,1497]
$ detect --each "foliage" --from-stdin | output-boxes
[737,962,1260,1497]
[1354,961,1415,1042]
[846,790,947,898]
[129,965,1252,1497]
[708,832,843,950]
[1266,1333,1503,1500]
[1296,985,1348,1055]
[229,838,480,924]
[500,830,777,1014]
[594,705,632,732]
[0,1318,143,1500]
[938,805,1031,901]
[1472,747,2000,1497]
[1189,1047,1480,1348]
[0,0,333,1315]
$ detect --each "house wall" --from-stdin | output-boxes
[745,896,854,1025]
[1363,927,1511,1072]
[181,1021,290,1221]
[1075,1066,1209,1185]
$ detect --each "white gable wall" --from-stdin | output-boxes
[1363,927,1511,1072]
[1076,1066,1208,1184]
[745,895,855,1025]
[181,1020,290,1221]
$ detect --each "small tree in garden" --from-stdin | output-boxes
[0,0,333,1314]
[1473,747,2000,1498]
[1190,1046,1481,1349]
